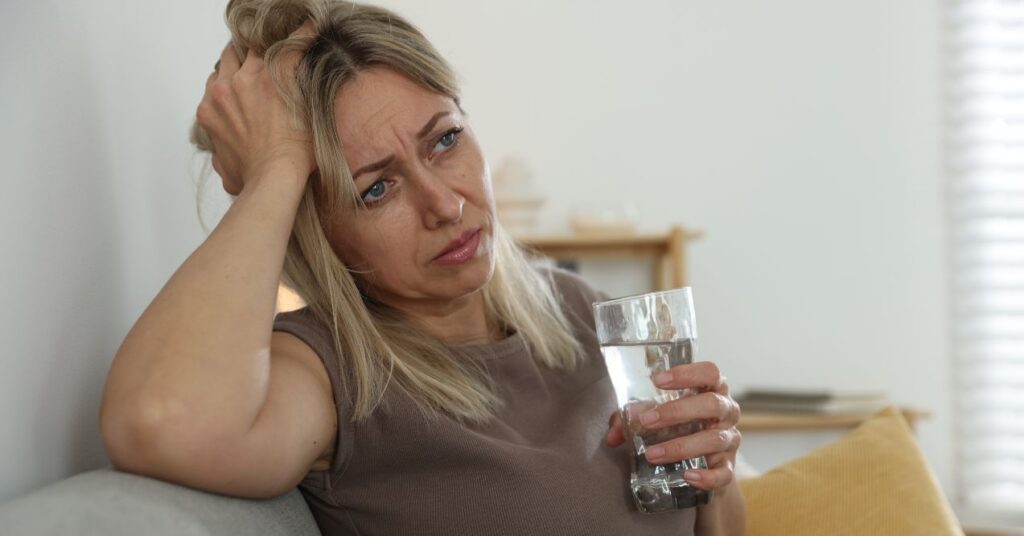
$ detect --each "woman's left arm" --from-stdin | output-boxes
[605,361,747,535]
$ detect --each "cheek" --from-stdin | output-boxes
[479,168,495,205]
[340,214,422,284]
[458,142,493,206]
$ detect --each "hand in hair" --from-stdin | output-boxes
[195,21,318,195]
[604,361,742,492]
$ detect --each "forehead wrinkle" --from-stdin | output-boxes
[335,68,457,172]
[359,100,401,136]
[349,104,422,170]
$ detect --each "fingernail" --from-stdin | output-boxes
[653,372,672,385]
[646,446,665,459]
[639,410,659,425]
[684,470,702,482]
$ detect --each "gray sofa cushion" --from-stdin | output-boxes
[0,467,320,535]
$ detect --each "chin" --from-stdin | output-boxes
[448,256,494,297]
[436,247,495,299]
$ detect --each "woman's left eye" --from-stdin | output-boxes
[360,179,389,205]
[433,127,463,153]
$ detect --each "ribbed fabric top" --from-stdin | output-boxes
[272,269,696,535]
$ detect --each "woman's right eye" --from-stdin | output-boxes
[361,179,390,205]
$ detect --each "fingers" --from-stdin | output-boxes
[199,45,238,121]
[682,456,735,491]
[704,451,728,469]
[217,41,243,80]
[644,427,741,465]
[212,18,312,85]
[638,391,740,431]
[289,19,317,39]
[653,361,722,392]
[199,42,255,135]
[706,374,731,396]
[228,48,270,101]
[605,411,626,447]
[272,19,317,82]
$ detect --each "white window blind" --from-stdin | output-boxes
[950,0,1024,511]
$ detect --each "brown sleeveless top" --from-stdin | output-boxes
[272,268,696,535]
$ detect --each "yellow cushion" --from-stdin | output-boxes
[738,406,963,536]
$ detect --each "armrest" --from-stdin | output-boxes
[0,467,319,536]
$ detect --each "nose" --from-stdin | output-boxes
[414,170,465,229]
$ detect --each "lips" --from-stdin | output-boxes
[433,228,481,263]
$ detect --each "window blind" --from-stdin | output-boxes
[950,0,1024,511]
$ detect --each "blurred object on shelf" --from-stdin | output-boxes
[570,202,639,235]
[735,388,890,416]
[739,407,929,432]
[493,156,544,233]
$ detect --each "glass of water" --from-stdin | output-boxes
[593,287,713,513]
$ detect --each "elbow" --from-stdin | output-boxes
[99,397,163,474]
[98,395,190,476]
[99,395,253,490]
[100,406,150,474]
[100,402,296,500]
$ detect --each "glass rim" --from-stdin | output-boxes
[592,286,693,308]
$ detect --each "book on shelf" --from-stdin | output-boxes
[734,388,890,415]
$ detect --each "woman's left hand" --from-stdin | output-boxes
[605,361,742,491]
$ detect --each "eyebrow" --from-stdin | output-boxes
[350,111,453,179]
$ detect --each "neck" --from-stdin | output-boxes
[379,290,502,345]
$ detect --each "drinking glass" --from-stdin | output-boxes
[593,287,713,513]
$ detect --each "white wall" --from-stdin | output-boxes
[0,0,229,503]
[380,0,951,491]
[1,0,950,505]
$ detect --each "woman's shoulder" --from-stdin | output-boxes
[273,306,339,365]
[536,266,609,318]
[273,305,321,334]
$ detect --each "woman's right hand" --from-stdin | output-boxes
[195,23,317,195]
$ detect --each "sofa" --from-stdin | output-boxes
[0,467,319,535]
[0,407,965,535]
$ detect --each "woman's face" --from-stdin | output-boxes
[328,67,496,311]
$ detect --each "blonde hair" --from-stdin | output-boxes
[190,0,582,424]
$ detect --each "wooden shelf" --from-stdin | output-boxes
[738,408,930,432]
[515,226,703,290]
[964,529,1024,536]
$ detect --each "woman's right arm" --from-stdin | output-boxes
[100,27,336,499]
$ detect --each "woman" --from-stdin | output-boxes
[99,0,745,534]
